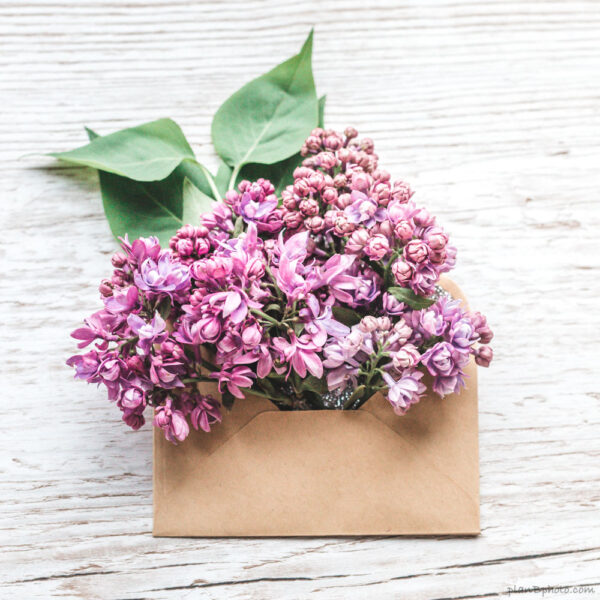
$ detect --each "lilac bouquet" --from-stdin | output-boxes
[56,33,493,444]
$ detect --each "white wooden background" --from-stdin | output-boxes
[1,0,599,598]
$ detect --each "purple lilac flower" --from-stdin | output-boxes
[154,397,189,443]
[211,366,255,399]
[134,253,190,296]
[190,395,222,432]
[382,370,426,415]
[127,312,168,355]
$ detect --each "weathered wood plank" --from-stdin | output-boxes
[1,0,599,598]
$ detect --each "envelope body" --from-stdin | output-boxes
[153,279,480,536]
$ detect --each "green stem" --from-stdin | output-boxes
[197,162,222,201]
[250,308,282,326]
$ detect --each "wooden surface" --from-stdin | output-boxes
[1,1,599,598]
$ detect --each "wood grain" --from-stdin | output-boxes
[1,0,599,598]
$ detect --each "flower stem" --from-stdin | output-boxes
[197,162,222,201]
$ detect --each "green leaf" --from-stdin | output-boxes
[332,305,361,327]
[387,287,436,310]
[212,30,318,175]
[298,375,328,395]
[182,177,215,225]
[215,160,232,197]
[236,96,326,194]
[84,128,217,245]
[85,128,182,245]
[52,118,196,182]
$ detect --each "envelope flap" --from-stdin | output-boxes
[153,390,479,535]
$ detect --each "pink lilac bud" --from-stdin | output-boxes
[120,387,146,411]
[359,316,379,333]
[475,345,493,367]
[344,126,358,140]
[299,198,320,216]
[392,259,413,284]
[111,272,126,286]
[305,135,322,152]
[283,211,304,230]
[404,240,429,264]
[392,181,413,203]
[394,219,414,242]
[377,316,391,331]
[294,167,313,179]
[126,355,145,372]
[282,195,297,210]
[99,280,113,297]
[322,187,338,204]
[324,134,343,151]
[429,249,447,265]
[373,220,394,238]
[308,172,325,191]
[194,237,211,256]
[176,238,194,257]
[393,319,413,344]
[333,173,348,188]
[334,214,355,237]
[305,216,325,233]
[413,207,435,228]
[123,410,145,430]
[111,252,127,268]
[337,148,352,163]
[351,171,370,192]
[345,228,370,254]
[364,233,390,260]
[426,227,448,251]
[294,178,311,197]
[336,193,353,209]
[197,316,221,343]
[242,323,263,348]
[374,169,391,183]
[360,138,375,153]
[317,152,338,170]
[392,344,420,370]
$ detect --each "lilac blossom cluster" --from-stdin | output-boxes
[67,127,493,443]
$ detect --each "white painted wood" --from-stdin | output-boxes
[1,0,599,598]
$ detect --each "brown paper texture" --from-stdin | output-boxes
[153,277,479,536]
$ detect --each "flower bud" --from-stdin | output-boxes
[359,316,379,333]
[475,345,493,367]
[364,233,390,260]
[317,152,338,170]
[344,126,358,140]
[321,187,338,204]
[99,280,113,297]
[351,171,370,192]
[404,240,429,264]
[283,211,304,229]
[345,228,370,254]
[176,238,194,257]
[305,215,325,233]
[392,344,420,370]
[111,252,127,268]
[377,316,391,331]
[299,198,320,216]
[336,193,353,209]
[394,220,414,243]
[392,259,413,284]
[391,181,413,203]
[242,323,263,348]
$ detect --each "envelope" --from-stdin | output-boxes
[153,277,479,536]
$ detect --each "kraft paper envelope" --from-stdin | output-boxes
[153,278,479,537]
